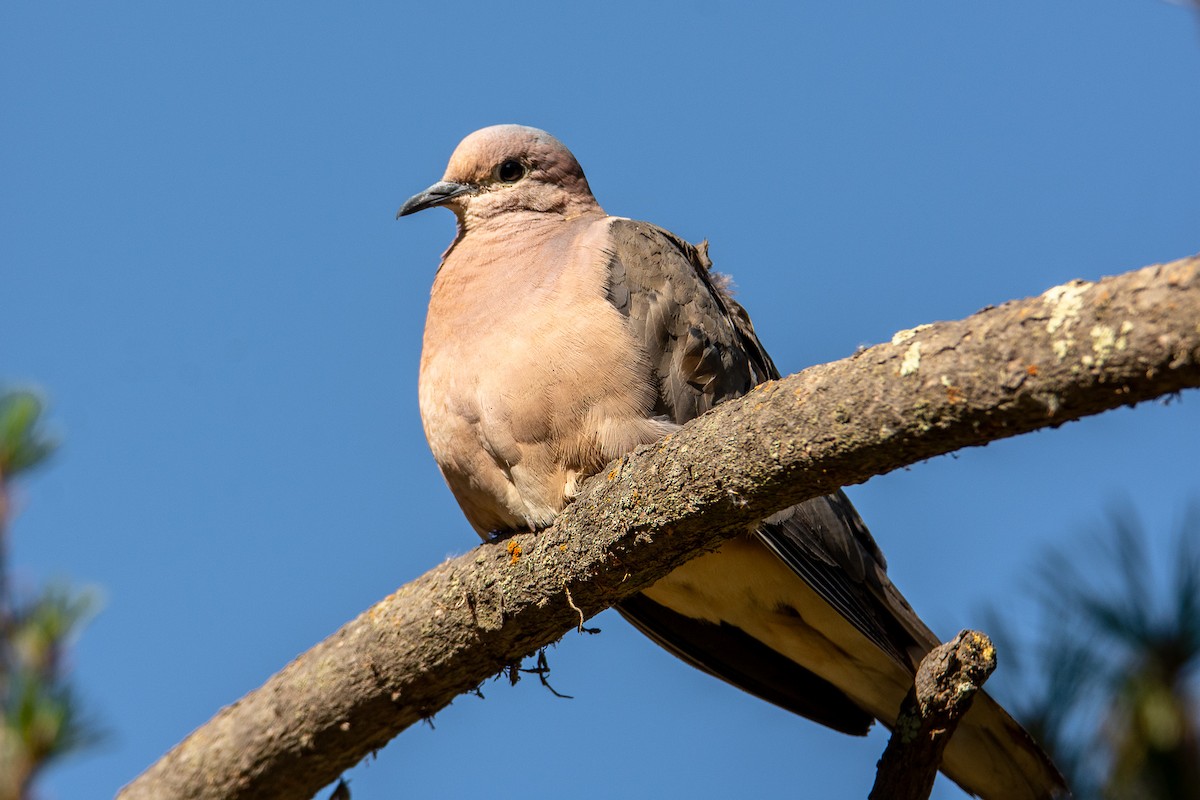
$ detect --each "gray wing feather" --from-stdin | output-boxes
[757,493,926,668]
[604,220,774,422]
[603,217,924,696]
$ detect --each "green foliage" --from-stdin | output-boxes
[0,391,57,478]
[2,587,101,786]
[1,388,98,800]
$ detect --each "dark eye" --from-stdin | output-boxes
[496,159,525,183]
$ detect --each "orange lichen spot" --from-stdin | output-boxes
[607,468,618,480]
[506,540,522,565]
[1026,364,1039,376]
[945,385,964,404]
[559,544,568,551]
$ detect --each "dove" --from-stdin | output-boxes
[398,124,1066,800]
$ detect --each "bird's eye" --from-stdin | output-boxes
[496,159,526,183]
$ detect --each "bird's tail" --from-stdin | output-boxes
[939,689,1070,800]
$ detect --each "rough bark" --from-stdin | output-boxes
[118,255,1200,800]
[870,630,998,800]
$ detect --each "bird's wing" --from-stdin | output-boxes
[602,219,775,420]
[756,492,935,667]
[602,218,925,707]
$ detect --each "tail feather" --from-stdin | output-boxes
[939,690,1070,800]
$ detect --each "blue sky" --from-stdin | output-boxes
[3,3,1198,798]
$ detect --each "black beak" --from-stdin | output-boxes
[396,181,472,218]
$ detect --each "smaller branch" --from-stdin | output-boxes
[869,630,997,800]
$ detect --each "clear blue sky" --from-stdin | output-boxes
[3,3,1198,798]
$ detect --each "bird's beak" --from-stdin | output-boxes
[396,181,472,218]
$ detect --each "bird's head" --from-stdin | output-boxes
[397,125,600,226]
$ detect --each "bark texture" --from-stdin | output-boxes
[870,630,998,800]
[118,256,1200,800]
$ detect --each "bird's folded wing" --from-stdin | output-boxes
[602,218,930,694]
[601,218,776,421]
[755,493,935,669]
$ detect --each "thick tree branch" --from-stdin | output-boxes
[870,630,998,800]
[119,256,1200,800]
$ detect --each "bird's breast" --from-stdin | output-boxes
[417,215,671,533]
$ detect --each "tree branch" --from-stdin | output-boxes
[870,630,998,800]
[118,255,1200,800]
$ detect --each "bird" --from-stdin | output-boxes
[397,124,1067,800]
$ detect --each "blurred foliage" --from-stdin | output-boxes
[988,504,1200,800]
[0,392,57,480]
[1,389,99,800]
[1,587,100,800]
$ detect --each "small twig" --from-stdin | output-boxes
[519,648,573,699]
[564,585,601,634]
[869,630,997,800]
[503,662,521,687]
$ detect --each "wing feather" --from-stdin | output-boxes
[603,218,925,697]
